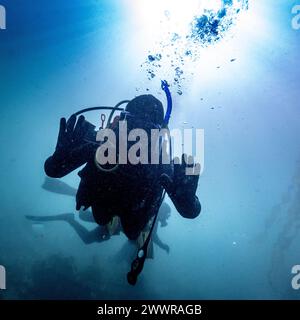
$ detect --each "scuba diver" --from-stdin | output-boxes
[44,83,201,284]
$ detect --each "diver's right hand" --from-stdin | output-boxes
[55,114,89,156]
[44,114,96,178]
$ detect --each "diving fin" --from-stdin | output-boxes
[42,177,77,197]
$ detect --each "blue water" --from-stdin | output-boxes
[0,0,300,299]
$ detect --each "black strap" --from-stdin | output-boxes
[74,106,124,116]
[127,191,166,286]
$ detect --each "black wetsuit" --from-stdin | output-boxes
[44,116,201,240]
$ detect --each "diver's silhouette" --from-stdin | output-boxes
[28,177,171,253]
[41,92,200,284]
[26,212,110,244]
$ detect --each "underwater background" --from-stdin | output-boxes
[0,0,300,299]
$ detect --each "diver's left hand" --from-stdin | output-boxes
[160,154,200,200]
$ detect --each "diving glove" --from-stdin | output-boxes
[160,154,201,219]
[54,114,96,157]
